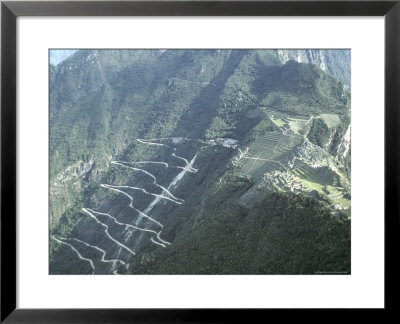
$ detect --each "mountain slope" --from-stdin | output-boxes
[277,49,351,89]
[49,49,351,275]
[130,193,350,274]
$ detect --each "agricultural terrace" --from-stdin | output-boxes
[238,112,350,210]
[240,131,303,179]
[319,114,341,128]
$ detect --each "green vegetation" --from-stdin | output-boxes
[320,114,341,128]
[270,115,286,127]
[252,60,350,116]
[307,117,330,147]
[49,49,351,275]
[239,131,302,180]
[130,192,350,274]
[287,117,309,134]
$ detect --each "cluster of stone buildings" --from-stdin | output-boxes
[259,170,307,193]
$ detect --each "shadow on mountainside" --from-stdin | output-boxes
[171,50,247,139]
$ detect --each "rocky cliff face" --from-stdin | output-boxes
[337,124,351,160]
[277,49,351,89]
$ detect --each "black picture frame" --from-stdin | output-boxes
[1,0,399,322]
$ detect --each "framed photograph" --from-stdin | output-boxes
[1,0,399,321]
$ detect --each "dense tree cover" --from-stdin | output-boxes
[307,118,331,147]
[49,241,94,275]
[252,60,350,116]
[129,192,350,274]
[49,50,351,274]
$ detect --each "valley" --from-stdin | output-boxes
[49,49,351,275]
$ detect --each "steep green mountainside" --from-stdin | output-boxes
[131,193,350,274]
[254,60,349,115]
[50,50,349,178]
[49,49,351,275]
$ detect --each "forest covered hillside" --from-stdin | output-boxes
[49,49,351,275]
